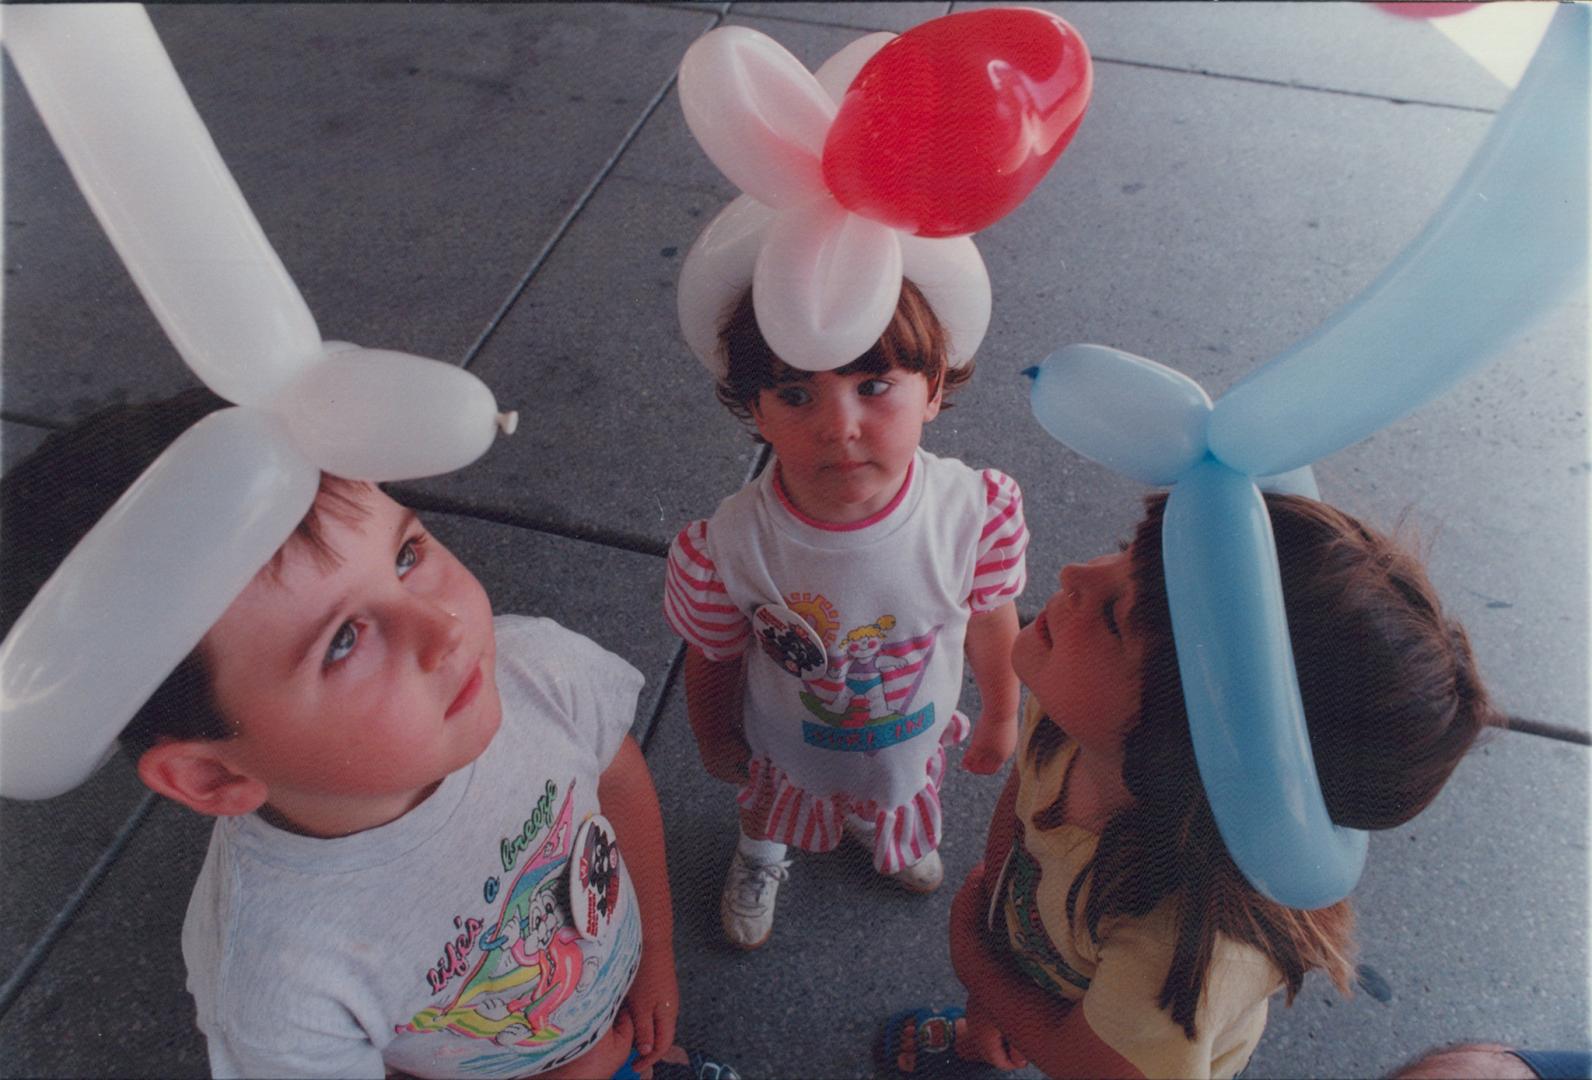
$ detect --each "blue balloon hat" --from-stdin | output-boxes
[1027,4,1587,909]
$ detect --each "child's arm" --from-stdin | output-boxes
[598,735,678,1071]
[684,647,752,784]
[952,770,1144,1079]
[961,601,1021,773]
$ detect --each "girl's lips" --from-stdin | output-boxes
[446,664,483,718]
[1034,610,1052,648]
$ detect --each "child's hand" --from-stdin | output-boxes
[963,991,1029,1071]
[962,710,1018,774]
[623,950,680,1071]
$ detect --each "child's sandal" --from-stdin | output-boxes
[878,1005,967,1076]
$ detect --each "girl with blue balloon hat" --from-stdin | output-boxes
[883,492,1492,1079]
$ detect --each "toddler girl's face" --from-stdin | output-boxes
[1012,550,1144,761]
[201,487,501,836]
[752,366,941,524]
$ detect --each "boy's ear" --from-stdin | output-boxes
[136,740,268,817]
[923,381,944,422]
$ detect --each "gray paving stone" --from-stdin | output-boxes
[960,0,1513,111]
[0,420,54,474]
[730,2,952,34]
[0,796,213,1080]
[0,763,152,979]
[1,3,715,423]
[1249,729,1590,1078]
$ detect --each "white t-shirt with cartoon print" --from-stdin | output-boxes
[182,616,645,1079]
[665,449,1027,873]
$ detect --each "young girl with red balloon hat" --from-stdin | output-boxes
[664,9,1092,951]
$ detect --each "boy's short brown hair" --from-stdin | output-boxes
[713,279,973,431]
[0,389,364,762]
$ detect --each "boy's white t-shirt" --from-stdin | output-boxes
[665,449,1027,872]
[182,616,645,1080]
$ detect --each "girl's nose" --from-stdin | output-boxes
[1058,555,1111,597]
[817,393,862,442]
[414,596,466,671]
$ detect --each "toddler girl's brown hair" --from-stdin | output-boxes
[713,280,974,433]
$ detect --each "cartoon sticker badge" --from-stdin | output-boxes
[570,813,622,943]
[753,603,828,680]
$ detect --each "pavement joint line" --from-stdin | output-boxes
[0,788,160,1022]
[0,411,71,432]
[1499,715,1592,747]
[456,4,726,376]
[385,484,673,559]
[1093,55,1497,114]
[635,442,770,754]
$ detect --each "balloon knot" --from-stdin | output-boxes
[497,411,519,436]
[1021,366,1040,381]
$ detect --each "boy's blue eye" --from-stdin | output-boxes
[326,621,358,665]
[858,378,892,397]
[1103,597,1121,639]
[775,386,811,407]
[396,537,421,577]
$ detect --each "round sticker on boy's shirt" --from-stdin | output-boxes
[570,814,622,943]
[752,604,828,681]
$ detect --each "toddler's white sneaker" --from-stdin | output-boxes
[890,848,943,894]
[844,817,944,894]
[720,850,791,950]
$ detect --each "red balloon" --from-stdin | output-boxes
[1372,2,1480,19]
[821,8,1092,238]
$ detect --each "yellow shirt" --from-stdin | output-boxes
[997,715,1282,1080]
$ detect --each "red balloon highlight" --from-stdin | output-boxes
[1372,2,1481,19]
[821,8,1092,238]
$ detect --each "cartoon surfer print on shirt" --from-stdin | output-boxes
[397,779,640,1074]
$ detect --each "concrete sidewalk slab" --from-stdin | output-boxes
[988,1,1514,111]
[1250,728,1590,1077]
[1,4,716,422]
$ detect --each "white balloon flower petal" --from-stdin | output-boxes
[753,200,903,372]
[676,24,996,374]
[678,26,835,209]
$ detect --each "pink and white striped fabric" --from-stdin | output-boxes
[663,520,750,662]
[661,451,1027,872]
[738,711,971,873]
[971,469,1028,612]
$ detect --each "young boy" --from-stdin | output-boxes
[1,389,734,1080]
[664,282,1028,950]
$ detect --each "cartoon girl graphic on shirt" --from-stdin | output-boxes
[824,616,909,725]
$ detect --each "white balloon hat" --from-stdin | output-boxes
[676,27,1000,377]
[0,5,518,800]
[1025,3,1587,909]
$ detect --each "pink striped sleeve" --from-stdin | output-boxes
[969,470,1029,612]
[664,521,750,661]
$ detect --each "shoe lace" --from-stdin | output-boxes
[730,857,790,908]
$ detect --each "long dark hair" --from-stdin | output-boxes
[1029,493,1493,1037]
